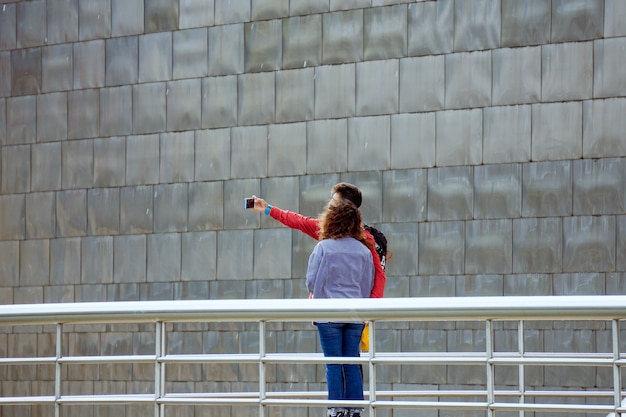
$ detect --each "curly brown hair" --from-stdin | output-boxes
[318,199,373,249]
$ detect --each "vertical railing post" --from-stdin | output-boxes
[259,321,267,417]
[155,321,165,417]
[368,321,376,417]
[518,320,525,417]
[612,319,621,416]
[486,320,494,417]
[55,323,62,417]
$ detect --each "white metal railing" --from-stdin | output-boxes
[0,296,625,417]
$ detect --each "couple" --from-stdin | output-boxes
[251,183,385,417]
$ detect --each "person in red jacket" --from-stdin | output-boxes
[250,182,386,299]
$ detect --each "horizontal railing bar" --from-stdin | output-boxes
[58,355,156,364]
[0,357,56,365]
[1,296,625,325]
[0,396,56,404]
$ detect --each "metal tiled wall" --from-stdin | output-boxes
[1,0,626,413]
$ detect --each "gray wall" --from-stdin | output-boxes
[1,0,626,416]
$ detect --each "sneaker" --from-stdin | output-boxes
[347,409,362,417]
[328,408,347,417]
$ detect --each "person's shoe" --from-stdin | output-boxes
[347,409,362,417]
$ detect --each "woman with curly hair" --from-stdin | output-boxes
[306,199,375,417]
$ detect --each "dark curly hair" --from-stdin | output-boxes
[318,199,373,249]
[332,182,362,208]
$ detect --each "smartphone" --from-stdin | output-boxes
[244,197,255,209]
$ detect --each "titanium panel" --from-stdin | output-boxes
[50,238,81,285]
[563,216,615,273]
[501,0,550,47]
[267,123,307,177]
[306,119,348,174]
[47,0,78,44]
[583,98,626,158]
[244,19,282,73]
[531,102,582,161]
[119,185,154,234]
[465,219,513,275]
[573,158,625,215]
[330,0,371,11]
[179,0,214,29]
[0,4,16,50]
[17,0,46,48]
[25,192,55,239]
[427,166,473,221]
[356,60,398,116]
[0,51,9,97]
[153,183,188,233]
[0,98,4,145]
[230,126,268,179]
[214,0,250,25]
[147,234,181,282]
[195,128,231,181]
[253,228,292,279]
[503,274,552,296]
[7,95,36,145]
[474,164,522,220]
[454,0,500,52]
[19,240,49,286]
[399,55,445,113]
[593,38,626,99]
[282,14,322,69]
[126,134,160,185]
[42,44,73,93]
[114,235,147,284]
[182,232,217,281]
[436,109,483,167]
[605,0,626,37]
[208,24,244,76]
[390,112,436,169]
[483,105,531,164]
[73,40,105,89]
[551,0,603,43]
[259,176,300,228]
[456,275,503,297]
[144,0,178,33]
[78,0,111,41]
[93,136,126,187]
[87,188,120,236]
[492,47,541,106]
[363,5,407,60]
[445,50,491,109]
[55,190,87,238]
[111,0,143,36]
[322,10,363,65]
[1,145,30,193]
[381,222,418,276]
[237,72,275,126]
[0,195,25,240]
[105,36,139,86]
[173,28,208,79]
[289,0,330,16]
[553,273,605,296]
[299,173,340,218]
[31,142,61,192]
[166,79,202,131]
[314,63,355,119]
[341,170,384,223]
[160,131,195,183]
[522,161,572,217]
[383,169,427,223]
[132,82,166,134]
[276,68,314,123]
[99,86,132,137]
[202,75,237,129]
[138,32,172,83]
[68,89,99,140]
[618,217,626,272]
[348,116,390,171]
[11,47,41,96]
[61,139,93,189]
[541,42,593,102]
[216,230,254,280]
[188,181,224,231]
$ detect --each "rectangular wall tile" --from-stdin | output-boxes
[253,229,292,279]
[159,131,195,183]
[501,0,550,47]
[493,47,541,106]
[31,142,61,192]
[50,238,81,285]
[563,216,615,273]
[418,221,464,275]
[465,219,513,274]
[87,188,120,236]
[230,126,268,179]
[188,181,224,231]
[551,0,603,43]
[267,123,307,177]
[542,42,593,101]
[138,32,172,83]
[583,98,626,158]
[363,5,407,60]
[408,0,453,56]
[348,116,390,171]
[153,183,188,233]
[436,109,483,166]
[111,0,143,36]
[399,55,444,113]
[0,194,25,240]
[208,23,244,76]
[531,102,582,161]
[314,63,355,119]
[173,28,208,79]
[7,95,36,145]
[99,86,132,137]
[306,119,347,174]
[223,178,260,230]
[195,128,231,181]
[114,235,146,284]
[119,185,153,234]
[81,236,113,284]
[61,139,93,189]
[573,158,625,215]
[282,14,322,69]
[42,44,73,93]
[237,72,275,126]
[473,164,522,220]
[19,239,49,286]
[0,241,19,287]
[132,83,166,134]
[513,218,562,273]
[73,40,105,89]
[1,145,30,194]
[453,0,500,52]
[427,166,473,221]
[522,160,572,217]
[25,192,56,239]
[356,60,398,116]
[275,68,314,123]
[37,92,67,142]
[55,190,86,237]
[322,10,363,64]
[445,50,491,109]
[216,230,254,280]
[483,105,531,164]
[244,19,282,73]
[147,233,181,282]
[391,112,436,169]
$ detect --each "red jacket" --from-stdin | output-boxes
[270,207,386,298]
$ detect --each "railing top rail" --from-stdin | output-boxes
[1,295,626,326]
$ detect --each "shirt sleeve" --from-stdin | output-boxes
[270,207,321,240]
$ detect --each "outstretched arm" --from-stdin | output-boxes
[251,195,321,240]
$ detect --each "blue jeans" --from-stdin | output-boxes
[316,322,365,403]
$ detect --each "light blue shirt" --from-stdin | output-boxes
[306,237,374,300]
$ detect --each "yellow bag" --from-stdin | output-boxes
[360,322,370,351]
